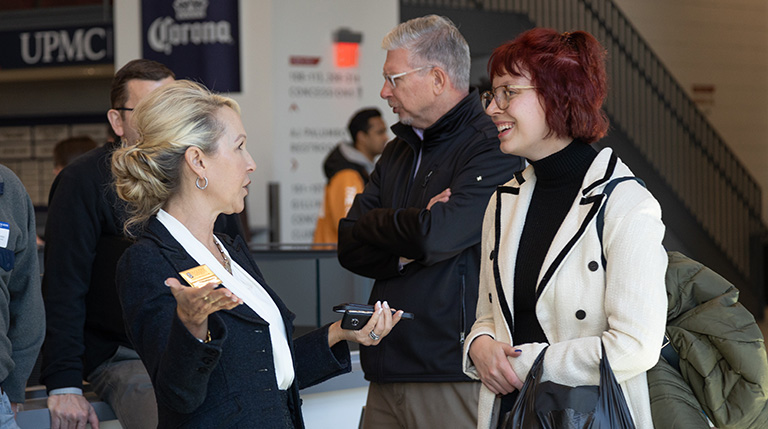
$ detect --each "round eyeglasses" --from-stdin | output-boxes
[481,85,536,110]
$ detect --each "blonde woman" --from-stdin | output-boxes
[112,80,402,427]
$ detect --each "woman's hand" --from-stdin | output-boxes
[165,277,243,340]
[328,301,403,347]
[468,335,523,395]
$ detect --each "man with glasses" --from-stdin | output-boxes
[40,59,174,429]
[337,15,524,428]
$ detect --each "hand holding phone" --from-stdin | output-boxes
[334,302,414,330]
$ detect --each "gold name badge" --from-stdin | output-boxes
[179,264,223,288]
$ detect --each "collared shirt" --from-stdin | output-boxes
[157,210,295,390]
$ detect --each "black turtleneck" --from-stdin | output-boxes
[512,140,597,345]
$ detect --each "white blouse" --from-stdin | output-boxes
[157,209,295,390]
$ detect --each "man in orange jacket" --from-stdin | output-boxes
[313,108,388,246]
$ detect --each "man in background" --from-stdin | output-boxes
[40,59,175,429]
[337,15,524,428]
[313,108,388,246]
[0,164,45,429]
[32,136,100,248]
[52,136,99,176]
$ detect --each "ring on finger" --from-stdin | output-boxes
[368,330,380,341]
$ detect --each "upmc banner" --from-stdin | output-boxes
[141,0,241,92]
[0,25,113,69]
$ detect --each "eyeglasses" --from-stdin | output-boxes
[481,85,536,110]
[113,107,134,112]
[383,65,435,89]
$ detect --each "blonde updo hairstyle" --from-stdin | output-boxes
[112,80,241,235]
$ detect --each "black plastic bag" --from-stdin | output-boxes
[502,343,636,429]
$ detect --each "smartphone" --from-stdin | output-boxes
[333,303,414,330]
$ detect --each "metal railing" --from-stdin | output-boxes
[404,0,766,279]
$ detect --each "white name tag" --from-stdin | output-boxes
[0,222,9,248]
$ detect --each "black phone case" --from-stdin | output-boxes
[340,311,372,330]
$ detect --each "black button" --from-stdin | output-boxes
[490,250,496,260]
[489,293,493,303]
[197,367,208,373]
[202,357,214,365]
[588,261,599,271]
[206,349,218,356]
[576,310,586,320]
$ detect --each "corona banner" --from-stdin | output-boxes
[141,0,241,92]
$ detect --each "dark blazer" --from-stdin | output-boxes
[117,217,350,428]
[40,140,248,393]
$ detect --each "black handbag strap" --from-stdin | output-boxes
[596,177,680,372]
[596,176,646,269]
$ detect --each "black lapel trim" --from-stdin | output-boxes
[492,188,516,335]
[582,152,618,195]
[497,185,519,195]
[513,169,526,186]
[535,195,603,300]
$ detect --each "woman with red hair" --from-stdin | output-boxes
[463,28,667,428]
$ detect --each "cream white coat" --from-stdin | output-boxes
[463,148,667,429]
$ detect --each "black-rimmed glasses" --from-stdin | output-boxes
[113,107,134,112]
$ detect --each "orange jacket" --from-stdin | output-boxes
[313,169,365,247]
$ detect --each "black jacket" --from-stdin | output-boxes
[338,90,524,382]
[40,140,245,392]
[41,140,134,391]
[118,218,350,428]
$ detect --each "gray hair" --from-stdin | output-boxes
[382,15,470,91]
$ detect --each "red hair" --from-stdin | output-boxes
[488,28,609,143]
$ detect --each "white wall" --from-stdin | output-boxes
[613,0,768,222]
[269,1,397,242]
[114,0,398,238]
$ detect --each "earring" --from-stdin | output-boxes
[195,177,208,190]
